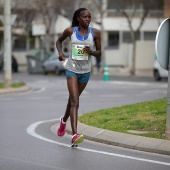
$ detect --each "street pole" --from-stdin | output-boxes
[166,60,170,139]
[101,0,107,63]
[155,18,170,139]
[4,0,12,88]
[101,0,108,81]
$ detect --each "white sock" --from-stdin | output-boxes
[72,134,77,138]
[61,117,66,124]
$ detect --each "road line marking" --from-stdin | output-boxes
[33,87,45,93]
[108,81,167,88]
[95,130,105,136]
[27,119,170,166]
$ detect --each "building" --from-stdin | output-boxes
[0,0,168,75]
[101,0,165,76]
[164,0,170,17]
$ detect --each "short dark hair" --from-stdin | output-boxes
[71,8,88,27]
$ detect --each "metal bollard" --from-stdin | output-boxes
[103,64,109,82]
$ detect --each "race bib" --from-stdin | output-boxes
[72,44,89,60]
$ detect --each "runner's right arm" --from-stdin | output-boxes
[56,27,72,61]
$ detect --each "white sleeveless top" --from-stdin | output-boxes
[65,27,95,74]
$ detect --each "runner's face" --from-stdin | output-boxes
[78,10,91,27]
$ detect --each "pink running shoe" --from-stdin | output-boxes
[71,134,84,147]
[57,117,66,137]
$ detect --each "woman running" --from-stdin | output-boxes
[56,8,101,147]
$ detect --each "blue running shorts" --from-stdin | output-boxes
[65,70,91,83]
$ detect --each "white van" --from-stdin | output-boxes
[153,58,168,81]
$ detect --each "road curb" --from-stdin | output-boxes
[0,85,30,94]
[51,121,170,155]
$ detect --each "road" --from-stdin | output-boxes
[0,72,169,170]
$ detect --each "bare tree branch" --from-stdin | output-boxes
[110,0,163,75]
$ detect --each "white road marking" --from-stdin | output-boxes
[32,87,45,93]
[95,130,105,136]
[108,81,167,88]
[27,119,170,166]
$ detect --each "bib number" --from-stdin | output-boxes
[72,44,89,60]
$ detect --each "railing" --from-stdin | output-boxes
[106,9,163,17]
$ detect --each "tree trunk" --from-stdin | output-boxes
[26,31,30,52]
[129,28,136,75]
[44,33,50,52]
[131,38,136,75]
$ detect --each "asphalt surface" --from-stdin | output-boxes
[1,73,169,156]
[1,72,170,170]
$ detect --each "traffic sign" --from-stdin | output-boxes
[155,18,170,71]
[0,14,17,25]
[32,23,46,36]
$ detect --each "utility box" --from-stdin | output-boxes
[27,49,50,74]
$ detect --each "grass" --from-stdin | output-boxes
[79,98,166,139]
[0,82,25,88]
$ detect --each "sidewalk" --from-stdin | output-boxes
[52,120,170,155]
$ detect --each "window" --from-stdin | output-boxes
[122,31,140,43]
[107,0,140,10]
[108,32,119,48]
[107,0,122,9]
[13,33,35,51]
[144,31,156,41]
[13,35,26,50]
[123,32,131,43]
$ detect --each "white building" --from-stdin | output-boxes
[102,17,163,75]
[100,0,164,76]
[0,0,166,75]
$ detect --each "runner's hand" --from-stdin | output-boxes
[58,54,66,61]
[83,46,93,55]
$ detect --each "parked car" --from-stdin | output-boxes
[153,58,168,81]
[0,53,18,72]
[0,53,3,71]
[42,53,69,75]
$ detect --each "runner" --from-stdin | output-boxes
[56,8,101,147]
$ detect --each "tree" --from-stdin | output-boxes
[12,0,37,51]
[7,0,74,52]
[34,0,73,51]
[108,0,163,75]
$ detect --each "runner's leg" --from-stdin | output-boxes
[63,77,87,134]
